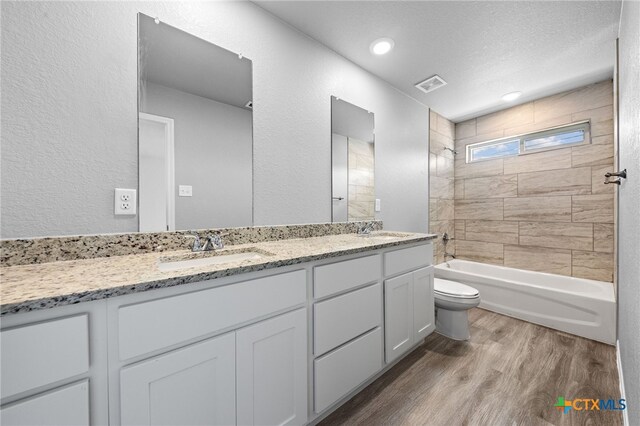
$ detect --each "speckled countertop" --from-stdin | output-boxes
[1,231,436,315]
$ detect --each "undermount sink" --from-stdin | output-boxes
[158,248,273,272]
[359,232,411,240]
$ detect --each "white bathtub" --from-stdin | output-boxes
[434,260,616,345]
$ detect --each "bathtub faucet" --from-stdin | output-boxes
[445,252,456,260]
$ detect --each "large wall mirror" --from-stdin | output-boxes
[138,14,253,232]
[331,97,375,222]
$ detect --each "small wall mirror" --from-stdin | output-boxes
[330,97,375,222]
[138,14,253,232]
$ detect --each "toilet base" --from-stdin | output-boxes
[435,307,471,340]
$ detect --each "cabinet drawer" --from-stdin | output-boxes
[0,315,89,399]
[0,380,89,426]
[314,327,382,413]
[314,283,381,356]
[384,244,432,277]
[314,254,381,299]
[119,270,306,360]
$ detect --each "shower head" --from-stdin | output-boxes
[444,147,458,155]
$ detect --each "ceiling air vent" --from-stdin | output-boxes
[415,75,447,94]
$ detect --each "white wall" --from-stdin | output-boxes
[0,1,430,238]
[617,0,640,423]
[142,82,253,230]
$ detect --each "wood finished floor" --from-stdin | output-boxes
[320,308,622,426]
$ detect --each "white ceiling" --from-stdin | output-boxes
[139,13,252,109]
[255,1,621,122]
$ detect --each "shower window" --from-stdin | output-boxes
[466,120,590,163]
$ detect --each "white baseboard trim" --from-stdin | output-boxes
[616,340,630,426]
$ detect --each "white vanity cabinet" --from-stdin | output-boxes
[0,302,109,426]
[111,269,308,426]
[120,332,236,426]
[383,245,435,363]
[312,255,384,414]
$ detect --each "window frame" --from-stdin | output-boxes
[465,120,591,164]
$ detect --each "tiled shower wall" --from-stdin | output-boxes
[348,139,375,221]
[429,111,456,264]
[453,80,615,282]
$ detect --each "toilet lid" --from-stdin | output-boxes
[434,278,479,299]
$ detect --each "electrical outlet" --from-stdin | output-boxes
[115,189,137,215]
[375,198,381,212]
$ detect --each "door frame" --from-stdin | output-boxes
[138,112,175,232]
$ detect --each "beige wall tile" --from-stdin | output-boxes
[519,222,593,251]
[455,199,503,220]
[429,152,437,174]
[464,174,518,199]
[430,220,455,239]
[591,164,615,194]
[571,144,614,167]
[455,220,466,240]
[504,196,572,222]
[437,113,455,140]
[456,240,504,265]
[476,102,534,136]
[455,119,476,140]
[455,130,505,151]
[572,194,614,223]
[534,80,613,123]
[456,158,504,179]
[436,155,455,178]
[435,199,455,221]
[591,119,614,137]
[594,223,614,253]
[430,131,455,158]
[454,179,465,200]
[592,134,614,145]
[504,245,572,276]
[430,110,437,131]
[430,176,454,200]
[572,251,614,282]
[503,148,572,174]
[503,114,573,137]
[517,167,591,196]
[465,220,518,244]
[572,104,613,124]
[429,199,438,221]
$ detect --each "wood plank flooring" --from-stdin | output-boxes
[320,308,622,426]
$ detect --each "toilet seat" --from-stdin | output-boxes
[434,278,479,299]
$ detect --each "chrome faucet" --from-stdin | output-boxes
[186,233,227,252]
[357,221,375,235]
[444,252,456,260]
[204,234,226,251]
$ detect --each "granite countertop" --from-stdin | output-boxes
[0,231,436,315]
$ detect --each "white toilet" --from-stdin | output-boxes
[434,278,480,340]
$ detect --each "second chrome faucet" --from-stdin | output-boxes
[186,233,227,252]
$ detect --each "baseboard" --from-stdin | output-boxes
[616,340,630,426]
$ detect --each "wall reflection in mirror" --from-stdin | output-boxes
[138,14,253,232]
[331,97,375,222]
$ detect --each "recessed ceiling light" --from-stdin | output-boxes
[502,91,522,102]
[370,38,394,55]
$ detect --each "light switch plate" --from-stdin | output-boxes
[375,198,381,212]
[115,188,137,215]
[179,185,193,197]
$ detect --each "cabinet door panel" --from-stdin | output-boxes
[237,308,307,426]
[384,272,414,363]
[0,380,89,426]
[120,332,235,426]
[413,266,435,341]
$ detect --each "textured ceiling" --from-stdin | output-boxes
[255,1,621,122]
